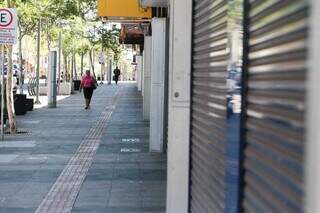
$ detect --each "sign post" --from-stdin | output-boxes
[0,8,18,140]
[1,46,4,141]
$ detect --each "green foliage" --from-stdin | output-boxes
[2,0,121,64]
[77,38,91,56]
[17,1,39,38]
[229,0,243,24]
[86,24,122,63]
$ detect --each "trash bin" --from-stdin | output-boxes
[73,80,81,91]
[14,94,27,115]
[25,98,34,111]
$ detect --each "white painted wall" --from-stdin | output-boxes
[305,0,320,212]
[143,36,152,121]
[166,0,192,212]
[150,18,167,152]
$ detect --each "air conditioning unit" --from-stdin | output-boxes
[140,0,168,7]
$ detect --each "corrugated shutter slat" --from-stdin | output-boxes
[242,0,308,212]
[190,0,229,212]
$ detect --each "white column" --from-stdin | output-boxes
[47,51,57,108]
[305,0,320,212]
[142,54,145,95]
[150,18,167,152]
[143,36,152,120]
[136,55,143,92]
[166,0,192,212]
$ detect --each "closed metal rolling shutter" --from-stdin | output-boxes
[243,0,309,212]
[190,0,229,212]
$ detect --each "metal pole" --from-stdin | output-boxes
[1,45,5,140]
[35,19,41,104]
[57,31,61,95]
[48,51,57,108]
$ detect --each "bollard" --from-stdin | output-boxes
[48,51,57,108]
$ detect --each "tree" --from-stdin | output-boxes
[5,0,17,134]
[0,0,101,134]
[98,27,121,63]
[86,24,121,78]
[76,39,90,76]
[16,0,40,93]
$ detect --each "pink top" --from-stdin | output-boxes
[81,75,94,88]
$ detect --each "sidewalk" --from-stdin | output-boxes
[0,83,166,213]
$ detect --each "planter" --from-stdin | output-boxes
[14,94,27,115]
[39,86,47,95]
[73,80,81,91]
[59,82,72,95]
[0,101,8,124]
[26,98,34,111]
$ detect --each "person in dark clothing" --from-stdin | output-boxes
[113,66,121,84]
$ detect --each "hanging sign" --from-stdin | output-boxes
[0,8,18,45]
[98,52,106,64]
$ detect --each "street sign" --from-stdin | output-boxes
[98,52,106,64]
[0,8,18,45]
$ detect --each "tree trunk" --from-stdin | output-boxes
[18,25,24,94]
[70,55,74,94]
[46,30,50,52]
[80,53,84,76]
[57,32,62,94]
[6,0,17,134]
[74,54,77,80]
[70,55,74,81]
[6,46,17,134]
[89,50,96,78]
[64,56,68,82]
[68,57,71,82]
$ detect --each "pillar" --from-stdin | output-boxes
[150,18,167,152]
[306,0,320,212]
[136,55,143,92]
[47,51,57,108]
[143,36,152,121]
[166,0,192,212]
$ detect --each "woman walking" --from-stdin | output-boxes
[81,70,96,109]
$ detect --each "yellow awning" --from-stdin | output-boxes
[98,0,152,20]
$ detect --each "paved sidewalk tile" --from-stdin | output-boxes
[0,83,166,213]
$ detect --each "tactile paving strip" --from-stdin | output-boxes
[35,89,120,213]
